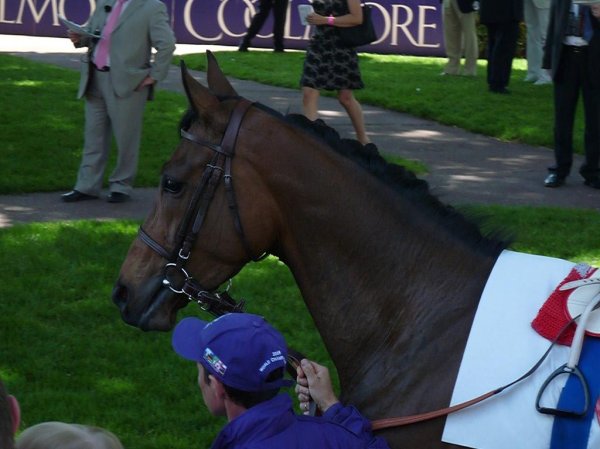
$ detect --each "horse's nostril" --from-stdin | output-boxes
[112,282,128,307]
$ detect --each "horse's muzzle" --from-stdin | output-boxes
[112,278,179,331]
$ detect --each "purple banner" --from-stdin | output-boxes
[0,0,445,56]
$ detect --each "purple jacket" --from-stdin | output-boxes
[210,394,390,449]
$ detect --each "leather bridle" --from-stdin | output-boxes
[137,98,265,316]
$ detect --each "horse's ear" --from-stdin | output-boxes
[180,60,220,112]
[206,50,238,97]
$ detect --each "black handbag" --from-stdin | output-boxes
[338,4,377,48]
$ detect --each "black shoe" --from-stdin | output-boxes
[584,178,600,189]
[274,48,284,53]
[238,43,249,52]
[107,192,130,203]
[489,86,510,94]
[61,190,98,202]
[544,173,565,188]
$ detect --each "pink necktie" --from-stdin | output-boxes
[94,0,126,69]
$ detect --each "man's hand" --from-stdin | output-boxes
[295,359,339,415]
[67,30,82,45]
[136,75,156,91]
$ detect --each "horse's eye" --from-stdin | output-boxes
[162,176,183,194]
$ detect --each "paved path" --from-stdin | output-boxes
[0,35,598,228]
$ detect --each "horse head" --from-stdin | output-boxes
[113,53,279,331]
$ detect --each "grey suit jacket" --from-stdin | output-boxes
[76,0,176,99]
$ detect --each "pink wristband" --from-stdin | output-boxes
[327,15,335,26]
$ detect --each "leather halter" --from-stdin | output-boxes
[137,98,264,316]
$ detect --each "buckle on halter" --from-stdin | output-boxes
[178,249,190,260]
[162,263,191,294]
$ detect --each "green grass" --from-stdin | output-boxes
[1,206,600,447]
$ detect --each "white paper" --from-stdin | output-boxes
[298,4,313,26]
[59,16,101,39]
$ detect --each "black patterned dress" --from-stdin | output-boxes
[300,0,364,90]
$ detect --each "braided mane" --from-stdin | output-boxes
[283,113,511,257]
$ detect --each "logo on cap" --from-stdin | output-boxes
[204,348,227,375]
[259,350,285,373]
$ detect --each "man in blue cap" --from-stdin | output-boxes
[172,313,390,448]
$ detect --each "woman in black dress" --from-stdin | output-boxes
[302,0,370,144]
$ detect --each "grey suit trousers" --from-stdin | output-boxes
[75,68,148,196]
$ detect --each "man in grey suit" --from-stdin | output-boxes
[524,0,552,84]
[62,0,176,203]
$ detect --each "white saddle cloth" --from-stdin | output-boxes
[442,250,600,449]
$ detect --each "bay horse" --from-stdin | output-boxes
[112,53,575,448]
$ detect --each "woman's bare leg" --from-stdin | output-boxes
[338,89,370,144]
[302,86,320,121]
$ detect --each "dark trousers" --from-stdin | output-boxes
[485,21,520,90]
[551,45,600,180]
[241,0,289,51]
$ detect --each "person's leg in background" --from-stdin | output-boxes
[107,87,148,198]
[524,0,540,82]
[73,71,112,198]
[338,89,370,144]
[239,0,273,51]
[460,5,479,76]
[442,0,461,75]
[487,21,519,93]
[579,60,600,187]
[302,86,320,121]
[272,0,289,52]
[486,22,500,91]
[546,48,580,186]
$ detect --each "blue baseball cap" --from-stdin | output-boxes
[172,314,293,392]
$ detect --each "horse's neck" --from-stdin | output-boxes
[294,224,496,408]
[267,147,498,416]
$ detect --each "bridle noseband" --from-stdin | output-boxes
[137,98,266,316]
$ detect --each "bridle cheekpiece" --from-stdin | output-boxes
[137,98,266,316]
